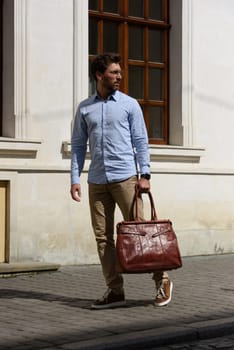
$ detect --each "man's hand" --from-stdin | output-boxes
[70,184,81,202]
[137,178,150,192]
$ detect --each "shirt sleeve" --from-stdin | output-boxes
[128,99,151,175]
[70,106,88,185]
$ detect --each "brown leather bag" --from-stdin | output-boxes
[116,188,182,273]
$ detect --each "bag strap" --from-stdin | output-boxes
[134,187,158,221]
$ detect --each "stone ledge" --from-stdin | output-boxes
[0,262,60,275]
[0,138,42,158]
[62,140,205,163]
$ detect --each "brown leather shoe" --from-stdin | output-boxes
[154,279,173,307]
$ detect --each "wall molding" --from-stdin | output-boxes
[62,140,205,164]
[149,145,204,163]
[14,0,28,138]
[182,0,194,146]
[0,138,41,157]
[73,0,89,118]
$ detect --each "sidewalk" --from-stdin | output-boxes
[0,254,233,350]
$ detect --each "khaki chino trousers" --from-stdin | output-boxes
[89,176,167,294]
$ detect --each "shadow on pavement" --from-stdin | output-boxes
[0,288,154,309]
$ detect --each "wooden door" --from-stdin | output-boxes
[0,181,7,262]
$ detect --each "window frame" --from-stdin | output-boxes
[89,0,170,144]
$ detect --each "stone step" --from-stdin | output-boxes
[0,262,60,276]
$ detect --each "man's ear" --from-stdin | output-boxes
[96,71,103,81]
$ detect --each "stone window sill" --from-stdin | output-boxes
[62,141,205,163]
[149,145,205,163]
[0,138,42,157]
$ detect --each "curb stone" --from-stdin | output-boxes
[59,317,234,350]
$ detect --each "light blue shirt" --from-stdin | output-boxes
[71,90,150,184]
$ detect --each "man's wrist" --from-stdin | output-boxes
[140,173,151,180]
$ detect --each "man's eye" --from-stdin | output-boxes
[109,70,123,75]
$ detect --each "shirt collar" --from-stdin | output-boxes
[94,90,120,102]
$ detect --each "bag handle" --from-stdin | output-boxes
[134,186,158,221]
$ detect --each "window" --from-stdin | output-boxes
[89,0,170,144]
[0,0,14,138]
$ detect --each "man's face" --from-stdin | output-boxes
[100,63,122,93]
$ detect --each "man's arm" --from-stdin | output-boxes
[70,106,88,201]
[129,100,151,192]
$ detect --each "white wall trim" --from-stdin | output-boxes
[73,0,89,119]
[182,0,194,146]
[14,0,28,139]
[62,140,204,164]
[0,138,41,157]
[149,145,204,163]
[1,163,234,177]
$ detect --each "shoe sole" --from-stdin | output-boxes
[91,300,126,310]
[154,281,173,307]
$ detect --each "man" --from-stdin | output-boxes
[70,53,172,309]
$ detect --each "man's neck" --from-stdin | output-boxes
[97,88,114,100]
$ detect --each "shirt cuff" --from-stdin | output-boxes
[71,174,80,185]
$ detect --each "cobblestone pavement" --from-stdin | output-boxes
[0,254,233,350]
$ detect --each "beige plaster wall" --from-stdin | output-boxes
[8,170,234,264]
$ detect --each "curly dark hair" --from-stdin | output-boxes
[91,53,121,81]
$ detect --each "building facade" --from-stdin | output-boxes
[0,0,234,266]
